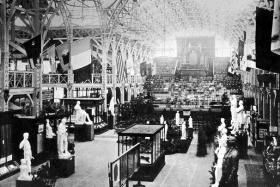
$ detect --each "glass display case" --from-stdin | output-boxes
[118,124,165,181]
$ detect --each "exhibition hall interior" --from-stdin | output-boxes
[1,0,280,187]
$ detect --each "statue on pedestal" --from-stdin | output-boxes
[46,119,56,155]
[175,111,180,126]
[57,118,71,159]
[18,159,32,181]
[160,115,164,125]
[74,101,92,125]
[181,120,187,140]
[19,133,33,174]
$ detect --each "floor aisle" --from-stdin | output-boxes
[0,131,267,187]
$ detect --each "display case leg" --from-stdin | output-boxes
[133,180,145,187]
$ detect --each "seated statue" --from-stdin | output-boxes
[74,101,92,125]
[57,118,71,159]
[18,159,32,181]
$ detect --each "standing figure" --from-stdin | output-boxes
[57,118,71,159]
[181,120,187,140]
[230,95,238,123]
[46,119,56,155]
[160,115,164,125]
[164,121,168,141]
[175,111,180,126]
[236,100,245,129]
[188,116,194,139]
[19,133,33,174]
[196,127,207,157]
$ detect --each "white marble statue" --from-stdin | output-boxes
[212,129,228,187]
[230,95,238,123]
[164,121,168,141]
[236,100,245,129]
[218,118,226,132]
[188,116,193,128]
[181,120,187,140]
[46,119,55,139]
[74,101,92,125]
[18,159,32,181]
[19,133,33,174]
[175,111,180,126]
[160,115,164,125]
[57,118,71,159]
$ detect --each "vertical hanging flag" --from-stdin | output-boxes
[116,51,127,82]
[271,0,280,54]
[56,43,70,72]
[23,35,41,69]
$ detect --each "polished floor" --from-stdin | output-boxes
[1,130,265,187]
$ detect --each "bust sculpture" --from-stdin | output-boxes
[57,118,71,159]
[19,133,33,174]
[18,159,32,181]
[74,101,92,125]
[218,118,226,132]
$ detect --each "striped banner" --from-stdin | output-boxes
[116,51,127,83]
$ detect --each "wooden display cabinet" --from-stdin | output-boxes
[118,124,165,181]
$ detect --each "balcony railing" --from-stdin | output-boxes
[9,71,34,88]
[91,74,102,84]
[42,74,68,84]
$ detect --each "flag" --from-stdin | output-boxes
[56,42,70,72]
[71,37,91,70]
[116,51,127,82]
[271,0,280,54]
[109,97,115,116]
[23,35,41,69]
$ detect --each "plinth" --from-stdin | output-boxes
[50,155,75,178]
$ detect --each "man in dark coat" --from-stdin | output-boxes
[219,136,239,187]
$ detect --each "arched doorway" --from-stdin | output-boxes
[124,87,128,102]
[107,88,112,106]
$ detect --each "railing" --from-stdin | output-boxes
[91,74,102,84]
[42,74,68,84]
[107,74,113,84]
[9,71,34,88]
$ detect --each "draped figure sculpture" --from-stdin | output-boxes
[236,100,245,129]
[74,101,92,125]
[181,120,187,140]
[57,118,71,159]
[18,133,33,180]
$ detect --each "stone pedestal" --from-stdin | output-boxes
[50,155,75,178]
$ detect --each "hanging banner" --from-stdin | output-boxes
[272,0,280,54]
